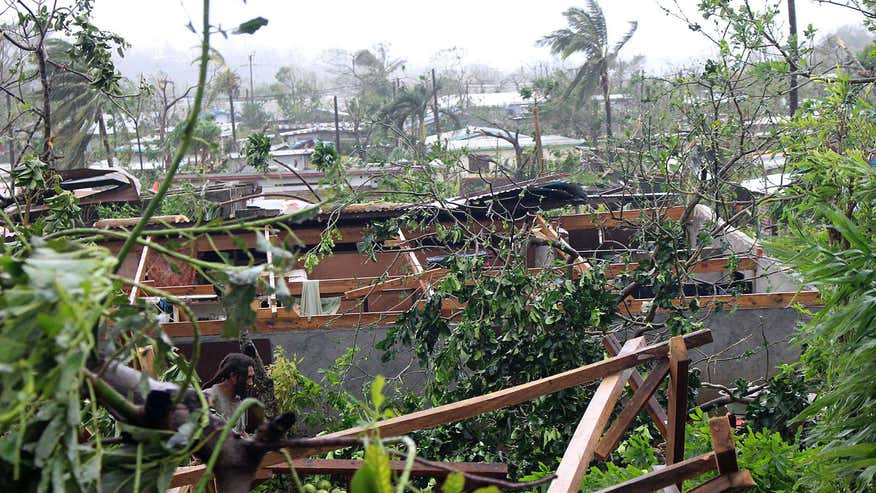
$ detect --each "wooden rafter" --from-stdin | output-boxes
[127,237,151,305]
[667,336,690,468]
[603,335,669,439]
[547,337,644,493]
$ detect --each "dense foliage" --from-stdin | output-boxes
[769,78,876,488]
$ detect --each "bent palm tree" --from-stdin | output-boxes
[379,82,432,154]
[214,69,241,148]
[46,39,117,169]
[539,0,636,141]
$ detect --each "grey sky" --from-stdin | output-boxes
[92,0,868,84]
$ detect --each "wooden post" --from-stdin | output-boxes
[593,453,717,493]
[128,237,151,304]
[666,336,690,470]
[603,334,669,438]
[684,471,754,493]
[708,415,739,475]
[595,359,670,460]
[264,226,277,316]
[547,337,645,493]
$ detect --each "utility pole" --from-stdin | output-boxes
[787,0,798,117]
[248,53,255,104]
[431,68,441,140]
[333,95,341,154]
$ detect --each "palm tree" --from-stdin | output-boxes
[214,69,240,148]
[379,82,432,154]
[46,40,117,169]
[539,0,637,142]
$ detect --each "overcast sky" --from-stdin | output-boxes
[90,0,868,85]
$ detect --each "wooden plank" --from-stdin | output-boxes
[172,330,712,485]
[264,458,507,478]
[150,284,217,297]
[595,359,670,460]
[708,416,739,475]
[667,336,690,467]
[128,237,151,304]
[619,291,823,313]
[558,207,686,231]
[343,269,446,299]
[547,337,644,493]
[593,452,717,493]
[288,277,383,296]
[651,466,681,493]
[684,470,754,493]
[605,257,758,277]
[162,312,404,337]
[536,214,590,276]
[265,226,277,316]
[603,335,669,438]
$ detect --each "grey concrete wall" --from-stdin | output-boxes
[656,306,809,392]
[269,306,809,399]
[267,326,425,398]
[177,306,807,409]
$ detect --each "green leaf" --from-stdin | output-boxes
[370,375,385,412]
[441,471,465,493]
[472,487,501,493]
[234,16,268,35]
[351,462,379,493]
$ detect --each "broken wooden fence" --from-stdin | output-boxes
[170,328,754,492]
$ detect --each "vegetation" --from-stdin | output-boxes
[0,0,874,492]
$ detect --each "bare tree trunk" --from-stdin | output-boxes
[134,122,145,170]
[36,42,51,163]
[601,63,613,166]
[96,103,113,167]
[431,68,441,138]
[533,96,544,176]
[6,92,14,166]
[601,64,613,141]
[788,0,799,117]
[158,80,169,168]
[228,90,238,150]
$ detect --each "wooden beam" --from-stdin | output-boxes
[343,269,445,299]
[172,458,507,489]
[264,458,508,478]
[161,311,404,337]
[547,337,644,493]
[592,452,717,493]
[261,330,712,462]
[172,330,713,485]
[149,284,216,297]
[265,226,277,316]
[619,291,823,313]
[603,335,669,438]
[709,416,739,475]
[595,359,670,460]
[684,471,755,493]
[666,336,690,468]
[344,256,758,300]
[287,276,384,296]
[558,207,686,231]
[605,257,758,277]
[159,290,822,338]
[128,237,151,304]
[536,214,590,276]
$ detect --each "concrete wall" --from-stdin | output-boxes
[177,305,807,409]
[657,306,808,393]
[179,325,423,400]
